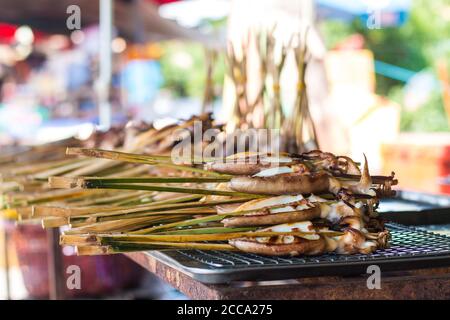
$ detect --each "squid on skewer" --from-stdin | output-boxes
[205,150,362,176]
[222,194,389,256]
[43,147,396,257]
[208,152,397,198]
[229,221,328,256]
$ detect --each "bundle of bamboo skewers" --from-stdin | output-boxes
[6,139,397,257]
[226,27,318,153]
[0,113,214,221]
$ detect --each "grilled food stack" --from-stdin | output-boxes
[202,151,394,256]
[0,114,213,222]
[35,149,396,257]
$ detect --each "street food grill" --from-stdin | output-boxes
[2,140,397,257]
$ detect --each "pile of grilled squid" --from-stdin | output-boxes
[8,146,397,257]
[204,151,396,256]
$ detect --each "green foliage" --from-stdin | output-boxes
[318,19,354,50]
[318,0,450,132]
[160,42,203,97]
[400,91,449,132]
[355,0,449,95]
[159,42,225,99]
[389,84,449,132]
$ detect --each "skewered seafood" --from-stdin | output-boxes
[205,150,362,176]
[219,193,388,255]
[57,148,397,199]
[3,133,395,257]
[214,153,396,197]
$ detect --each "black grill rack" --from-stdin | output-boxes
[149,223,450,284]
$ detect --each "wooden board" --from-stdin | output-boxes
[125,251,450,300]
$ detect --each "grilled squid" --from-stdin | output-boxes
[229,172,335,195]
[222,204,320,227]
[229,221,328,256]
[224,194,389,256]
[204,151,395,256]
[222,195,315,227]
[205,152,298,176]
[205,150,365,176]
[228,153,381,197]
[222,194,362,228]
[298,150,362,175]
[206,151,395,198]
[334,228,378,254]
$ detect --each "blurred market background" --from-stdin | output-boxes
[0,0,449,299]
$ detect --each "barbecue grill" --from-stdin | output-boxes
[147,191,450,284]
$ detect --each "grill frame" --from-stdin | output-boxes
[148,223,450,284]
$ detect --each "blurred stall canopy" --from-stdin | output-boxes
[316,0,411,27]
[0,0,218,45]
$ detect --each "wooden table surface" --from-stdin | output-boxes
[125,251,450,300]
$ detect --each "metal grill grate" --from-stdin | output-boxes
[150,223,450,283]
[174,223,450,269]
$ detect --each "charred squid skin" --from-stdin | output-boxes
[335,156,361,175]
[229,236,327,256]
[335,228,378,254]
[205,161,273,176]
[365,229,390,249]
[375,230,391,249]
[221,206,321,227]
[228,172,331,195]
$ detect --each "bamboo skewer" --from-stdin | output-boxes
[33,196,247,218]
[109,230,343,242]
[84,198,247,219]
[154,226,258,235]
[130,206,322,234]
[76,242,239,255]
[62,230,344,246]
[66,147,171,163]
[32,158,92,180]
[54,149,388,185]
[65,215,189,234]
[48,177,262,198]
[5,158,79,177]
[43,207,219,229]
[93,208,217,221]
[66,148,226,177]
[48,176,232,189]
[62,190,149,207]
